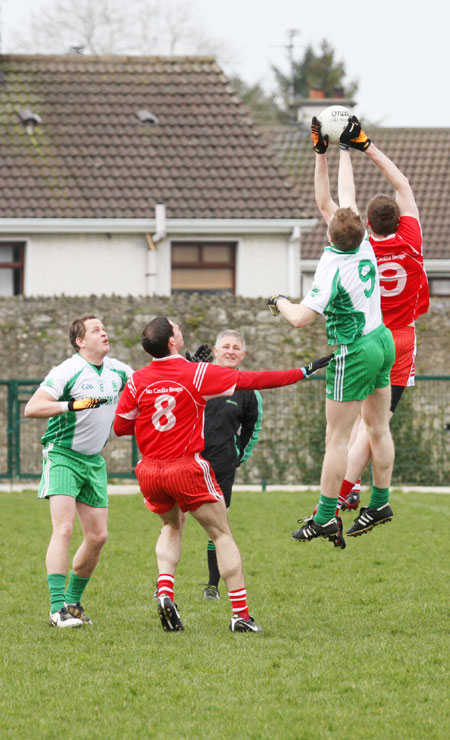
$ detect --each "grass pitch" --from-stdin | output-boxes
[1,489,449,740]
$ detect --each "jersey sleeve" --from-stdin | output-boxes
[192,362,239,399]
[114,375,139,436]
[235,368,305,390]
[39,363,69,400]
[396,216,423,255]
[301,255,334,315]
[239,390,263,463]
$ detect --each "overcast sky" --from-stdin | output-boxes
[2,0,449,128]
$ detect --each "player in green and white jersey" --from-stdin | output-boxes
[25,315,133,628]
[267,118,395,548]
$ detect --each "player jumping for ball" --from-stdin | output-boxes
[332,116,429,519]
[267,116,395,547]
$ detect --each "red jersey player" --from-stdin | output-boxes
[337,116,429,516]
[114,316,333,633]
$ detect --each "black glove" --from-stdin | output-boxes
[339,115,371,151]
[311,116,329,154]
[185,344,213,362]
[304,353,335,376]
[68,398,107,411]
[267,294,287,316]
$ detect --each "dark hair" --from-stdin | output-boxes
[329,208,365,251]
[69,315,99,351]
[367,194,400,236]
[141,316,174,357]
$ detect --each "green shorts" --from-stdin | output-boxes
[38,444,108,507]
[326,324,395,402]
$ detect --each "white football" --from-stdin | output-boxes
[318,105,353,144]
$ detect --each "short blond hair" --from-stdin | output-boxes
[329,208,365,251]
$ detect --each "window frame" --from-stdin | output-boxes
[170,240,237,295]
[0,242,25,295]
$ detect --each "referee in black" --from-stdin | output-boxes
[201,330,262,600]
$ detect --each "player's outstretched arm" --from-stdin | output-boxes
[365,143,419,218]
[235,353,333,392]
[24,389,106,418]
[338,148,358,212]
[267,295,319,328]
[314,153,338,225]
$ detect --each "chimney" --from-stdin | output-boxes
[297,91,356,127]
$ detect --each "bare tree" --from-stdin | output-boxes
[7,0,229,58]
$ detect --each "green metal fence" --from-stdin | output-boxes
[0,380,138,481]
[1,377,449,486]
[234,376,450,487]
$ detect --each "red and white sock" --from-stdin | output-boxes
[157,573,174,601]
[228,588,249,620]
[351,479,361,495]
[336,479,356,514]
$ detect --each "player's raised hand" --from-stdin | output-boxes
[311,116,329,154]
[267,294,287,316]
[339,115,371,151]
[185,344,212,362]
[304,353,335,376]
[68,398,107,411]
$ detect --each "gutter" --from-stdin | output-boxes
[0,218,317,235]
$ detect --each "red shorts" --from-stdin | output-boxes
[390,326,416,387]
[135,453,223,514]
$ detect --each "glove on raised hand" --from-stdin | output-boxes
[311,116,329,154]
[185,344,213,362]
[339,115,371,151]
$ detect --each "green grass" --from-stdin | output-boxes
[0,490,449,740]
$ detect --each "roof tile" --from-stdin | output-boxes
[0,54,303,221]
[265,124,450,260]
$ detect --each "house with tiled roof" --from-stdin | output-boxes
[0,53,317,298]
[266,98,450,297]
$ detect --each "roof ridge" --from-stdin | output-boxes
[0,53,218,64]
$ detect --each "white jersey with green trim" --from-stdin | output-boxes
[40,354,133,454]
[302,237,383,346]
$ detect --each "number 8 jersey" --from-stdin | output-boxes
[115,357,306,459]
[369,216,429,330]
[302,235,383,346]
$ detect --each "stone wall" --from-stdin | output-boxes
[1,294,449,485]
[1,294,449,378]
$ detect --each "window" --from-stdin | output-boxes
[428,277,450,297]
[171,241,236,294]
[0,243,25,296]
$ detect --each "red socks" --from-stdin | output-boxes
[157,573,174,601]
[228,588,249,620]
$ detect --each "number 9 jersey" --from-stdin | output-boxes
[302,235,383,346]
[369,216,429,330]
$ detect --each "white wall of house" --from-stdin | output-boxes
[235,233,299,298]
[15,230,300,298]
[24,233,149,296]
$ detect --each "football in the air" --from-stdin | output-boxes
[318,105,353,144]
